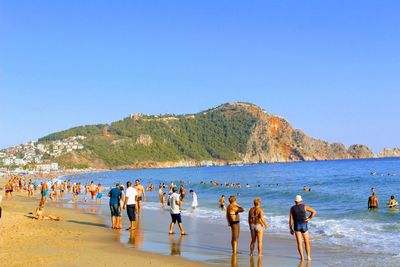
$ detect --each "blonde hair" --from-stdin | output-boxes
[253,198,261,206]
[229,195,236,204]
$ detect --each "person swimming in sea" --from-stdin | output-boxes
[368,192,379,209]
[387,195,398,208]
[303,186,311,192]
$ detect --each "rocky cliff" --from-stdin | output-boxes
[377,148,400,158]
[234,103,373,163]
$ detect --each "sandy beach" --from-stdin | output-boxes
[0,179,208,267]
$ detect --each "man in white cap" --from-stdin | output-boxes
[289,195,316,261]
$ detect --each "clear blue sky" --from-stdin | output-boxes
[1,1,399,153]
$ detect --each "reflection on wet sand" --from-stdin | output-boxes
[170,234,185,256]
[128,217,144,248]
[231,254,237,267]
[250,256,263,267]
[89,205,97,214]
[297,260,311,267]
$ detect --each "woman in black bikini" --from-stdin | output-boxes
[226,195,244,254]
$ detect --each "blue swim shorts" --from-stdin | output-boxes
[294,222,308,233]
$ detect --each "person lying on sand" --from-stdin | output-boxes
[34,205,62,221]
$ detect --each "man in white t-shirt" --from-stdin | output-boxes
[123,181,138,231]
[168,187,186,235]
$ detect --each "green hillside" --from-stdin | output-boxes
[39,104,259,167]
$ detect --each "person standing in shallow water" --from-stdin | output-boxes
[123,181,138,231]
[226,195,244,254]
[289,195,316,261]
[108,183,122,229]
[189,189,198,209]
[368,192,379,209]
[168,187,186,235]
[248,198,269,256]
[134,180,146,216]
[219,195,226,210]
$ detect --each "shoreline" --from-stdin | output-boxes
[0,182,209,267]
[112,156,397,171]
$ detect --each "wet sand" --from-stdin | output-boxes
[0,183,208,267]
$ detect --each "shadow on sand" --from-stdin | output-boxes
[66,219,108,228]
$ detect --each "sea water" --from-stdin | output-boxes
[62,158,400,263]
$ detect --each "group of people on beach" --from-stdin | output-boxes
[104,177,316,261]
[107,179,146,229]
[107,180,198,235]
[225,194,316,261]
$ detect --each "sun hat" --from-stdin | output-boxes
[295,195,303,202]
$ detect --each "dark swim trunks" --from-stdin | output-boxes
[127,204,136,222]
[170,213,182,224]
[294,222,308,233]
